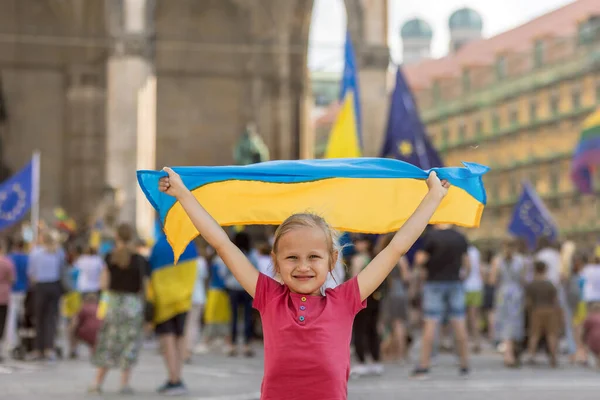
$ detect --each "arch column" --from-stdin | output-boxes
[104,0,156,239]
[345,0,390,157]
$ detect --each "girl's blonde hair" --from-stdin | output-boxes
[272,213,341,270]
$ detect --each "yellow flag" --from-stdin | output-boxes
[324,91,361,159]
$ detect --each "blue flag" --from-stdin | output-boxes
[508,182,558,250]
[340,31,361,140]
[381,67,443,170]
[380,67,444,264]
[0,157,37,231]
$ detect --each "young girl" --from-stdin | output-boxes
[159,167,449,399]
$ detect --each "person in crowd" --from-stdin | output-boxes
[569,253,588,364]
[5,238,28,356]
[256,241,274,278]
[524,261,561,367]
[351,235,384,377]
[481,249,497,344]
[184,253,208,362]
[464,244,483,353]
[148,235,198,396]
[218,232,258,357]
[580,252,600,368]
[581,253,600,311]
[27,232,65,361]
[69,292,102,354]
[75,245,104,297]
[89,224,146,395]
[378,233,411,364]
[583,302,600,369]
[492,239,526,367]
[195,246,230,355]
[0,239,15,361]
[412,224,471,379]
[536,237,577,360]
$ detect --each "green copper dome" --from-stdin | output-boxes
[449,8,483,31]
[400,18,433,39]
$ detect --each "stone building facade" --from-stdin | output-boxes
[0,0,390,239]
[404,0,600,247]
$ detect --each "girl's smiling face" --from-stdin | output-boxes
[272,226,337,296]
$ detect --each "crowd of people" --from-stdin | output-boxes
[0,216,599,395]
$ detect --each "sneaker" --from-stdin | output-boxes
[350,364,369,378]
[459,366,470,377]
[411,367,430,380]
[193,343,210,355]
[87,385,102,394]
[368,363,384,375]
[157,381,188,396]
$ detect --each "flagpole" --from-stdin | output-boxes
[31,150,41,244]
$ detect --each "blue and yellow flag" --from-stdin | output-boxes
[324,32,362,158]
[137,158,488,262]
[148,235,198,324]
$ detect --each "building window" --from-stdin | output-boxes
[534,40,544,68]
[572,85,581,110]
[458,121,467,141]
[442,126,450,146]
[489,180,499,202]
[492,112,500,131]
[550,166,561,193]
[496,56,506,80]
[550,92,560,116]
[509,174,519,198]
[462,70,471,93]
[529,171,538,189]
[529,99,538,122]
[578,16,600,45]
[475,119,483,137]
[510,107,519,126]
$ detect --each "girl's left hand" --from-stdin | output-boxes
[426,171,450,199]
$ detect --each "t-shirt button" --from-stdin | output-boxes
[299,316,305,322]
[301,297,307,302]
[300,305,306,311]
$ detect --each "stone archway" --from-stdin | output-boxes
[305,0,390,157]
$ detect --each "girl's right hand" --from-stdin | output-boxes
[159,167,186,198]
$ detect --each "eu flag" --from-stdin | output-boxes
[380,67,444,263]
[0,157,37,231]
[380,67,443,169]
[508,182,558,250]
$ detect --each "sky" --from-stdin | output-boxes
[308,0,575,72]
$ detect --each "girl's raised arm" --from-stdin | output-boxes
[160,167,259,297]
[356,171,449,301]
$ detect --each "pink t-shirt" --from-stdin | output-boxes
[253,273,366,400]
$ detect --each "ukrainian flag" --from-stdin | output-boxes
[137,158,488,262]
[324,32,362,158]
[148,235,198,324]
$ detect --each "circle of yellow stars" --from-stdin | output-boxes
[0,183,27,221]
